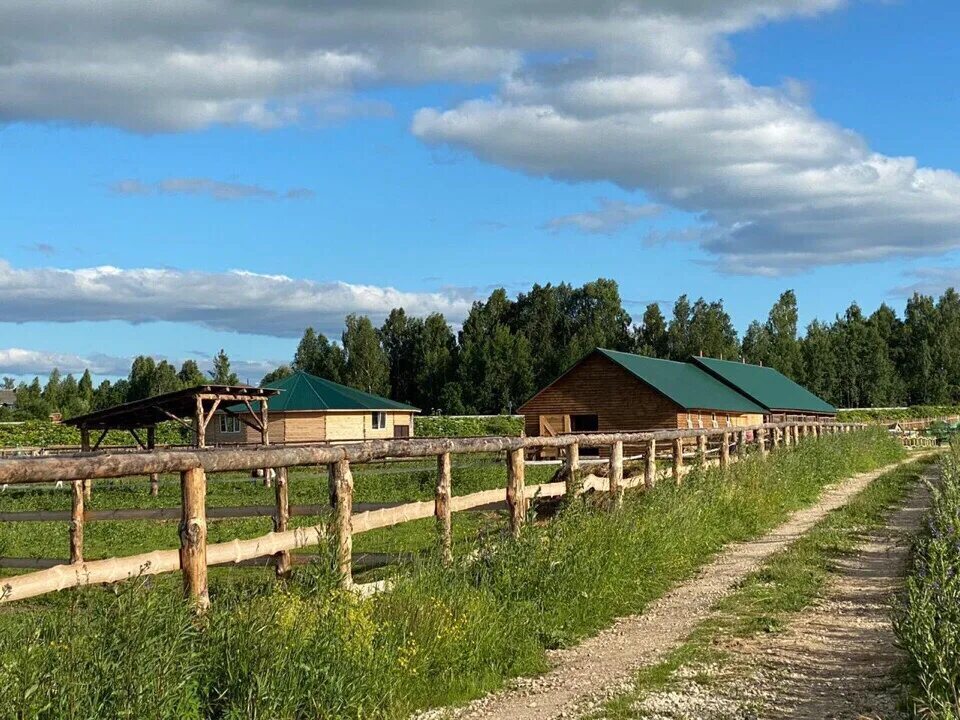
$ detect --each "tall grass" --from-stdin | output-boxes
[895,445,960,718]
[0,429,902,719]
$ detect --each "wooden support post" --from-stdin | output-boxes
[697,433,707,464]
[147,426,159,497]
[672,437,683,485]
[758,428,768,457]
[609,440,624,509]
[70,479,84,564]
[772,427,780,449]
[737,429,747,458]
[195,396,206,449]
[273,466,290,578]
[720,432,730,469]
[331,459,354,587]
[506,447,526,538]
[564,442,581,500]
[644,438,657,489]
[80,427,92,501]
[179,467,209,610]
[436,452,452,565]
[261,402,271,488]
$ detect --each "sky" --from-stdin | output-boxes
[2,0,959,384]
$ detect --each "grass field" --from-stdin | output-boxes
[0,430,906,719]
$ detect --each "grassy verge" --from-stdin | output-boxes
[596,453,937,720]
[0,430,905,719]
[894,445,960,719]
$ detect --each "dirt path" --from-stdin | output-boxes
[415,455,931,720]
[629,468,935,720]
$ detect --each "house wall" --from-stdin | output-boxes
[207,415,286,445]
[208,410,416,445]
[675,411,765,430]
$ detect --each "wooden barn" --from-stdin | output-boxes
[518,348,766,454]
[207,370,419,445]
[689,356,836,422]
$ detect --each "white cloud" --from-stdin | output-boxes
[2,1,959,274]
[0,259,475,338]
[110,177,314,201]
[0,348,283,383]
[544,198,661,235]
[891,267,960,298]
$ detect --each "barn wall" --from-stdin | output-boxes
[519,352,682,438]
[674,411,765,429]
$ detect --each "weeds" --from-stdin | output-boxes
[0,429,903,719]
[895,445,960,719]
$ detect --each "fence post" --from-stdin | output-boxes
[331,459,354,588]
[564,442,582,500]
[672,437,683,485]
[70,479,84,564]
[771,427,780,449]
[273,466,290,578]
[737,429,747,458]
[179,467,209,610]
[506,448,526,538]
[644,438,657,489]
[697,433,707,464]
[720,432,730,469]
[758,428,768,457]
[609,440,624,509]
[436,452,452,565]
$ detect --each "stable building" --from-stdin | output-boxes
[518,349,766,454]
[207,370,419,445]
[689,356,836,422]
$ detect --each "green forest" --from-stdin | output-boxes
[4,279,959,419]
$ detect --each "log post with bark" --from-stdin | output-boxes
[506,448,525,538]
[644,438,657,489]
[435,452,452,565]
[672,437,683,485]
[147,426,159,497]
[564,442,581,500]
[273,466,290,578]
[179,467,209,610]
[70,478,84,564]
[331,459,354,588]
[720,431,730,469]
[609,440,624,509]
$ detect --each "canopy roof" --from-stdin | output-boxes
[231,371,419,413]
[596,349,767,414]
[64,385,279,431]
[689,356,836,414]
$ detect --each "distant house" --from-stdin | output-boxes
[0,389,16,409]
[518,348,766,455]
[207,370,419,445]
[689,356,836,422]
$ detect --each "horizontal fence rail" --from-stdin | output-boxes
[0,422,869,607]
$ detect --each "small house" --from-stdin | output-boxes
[208,370,419,445]
[518,349,766,455]
[688,356,836,422]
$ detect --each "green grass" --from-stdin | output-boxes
[0,430,907,719]
[596,454,937,720]
[894,445,960,719]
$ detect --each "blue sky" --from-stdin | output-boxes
[1,0,958,383]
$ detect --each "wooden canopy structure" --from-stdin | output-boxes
[64,385,280,451]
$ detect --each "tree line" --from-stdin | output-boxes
[4,278,959,420]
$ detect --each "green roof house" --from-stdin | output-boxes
[688,356,836,420]
[209,370,419,445]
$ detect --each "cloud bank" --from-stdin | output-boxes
[0,348,280,382]
[0,260,475,338]
[2,1,960,273]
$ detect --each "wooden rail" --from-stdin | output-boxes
[0,421,860,607]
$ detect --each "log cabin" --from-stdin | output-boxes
[518,348,766,455]
[688,356,836,422]
[207,370,419,445]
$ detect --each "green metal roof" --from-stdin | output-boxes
[689,356,836,414]
[597,349,767,414]
[230,371,419,413]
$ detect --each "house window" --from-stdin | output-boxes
[372,411,387,430]
[219,415,241,434]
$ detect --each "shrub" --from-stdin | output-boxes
[894,445,960,719]
[415,415,523,438]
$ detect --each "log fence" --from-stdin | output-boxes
[0,421,863,607]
